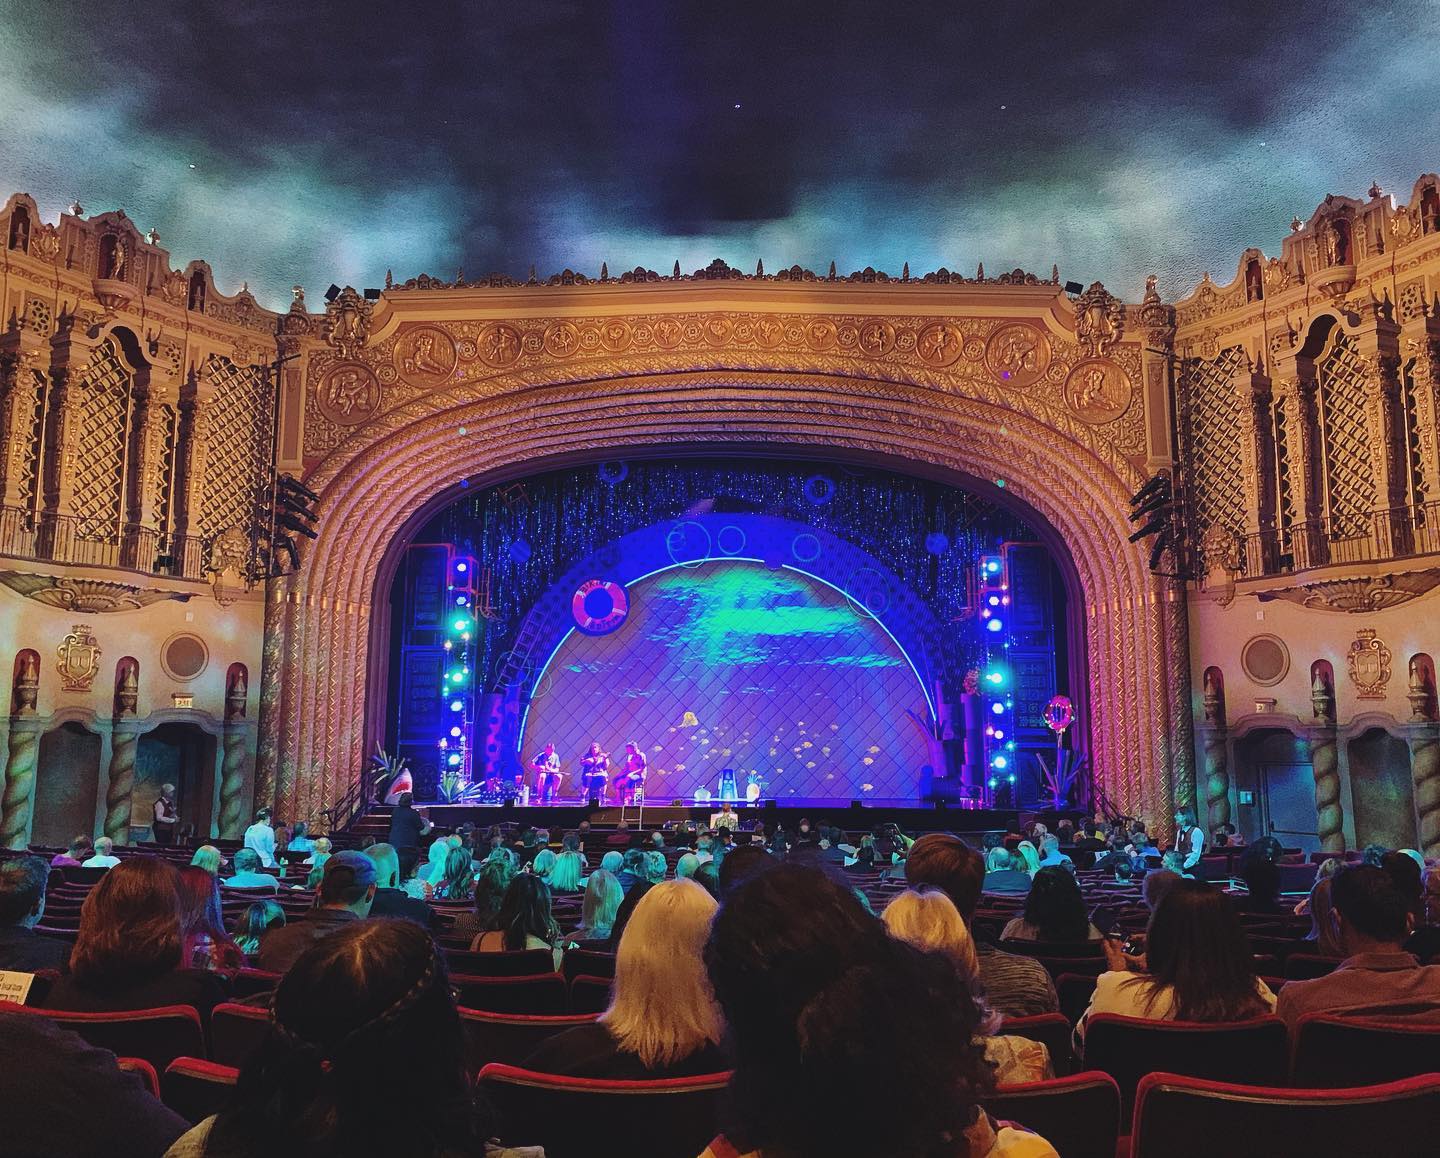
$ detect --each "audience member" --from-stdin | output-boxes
[151,782,179,845]
[82,836,120,869]
[1160,849,1190,877]
[303,835,333,867]
[573,868,623,945]
[189,845,225,875]
[50,834,93,868]
[232,900,285,956]
[0,854,69,972]
[168,921,498,1157]
[1078,879,1274,1042]
[694,832,716,864]
[907,834,1058,1017]
[224,848,279,892]
[432,846,476,902]
[472,873,560,966]
[1381,849,1424,925]
[43,857,226,1017]
[177,865,247,972]
[257,852,378,973]
[608,877,656,948]
[982,847,1034,896]
[1362,842,1389,867]
[526,880,726,1079]
[286,820,315,855]
[717,845,772,897]
[1141,867,1182,913]
[362,842,434,926]
[1234,843,1283,914]
[1406,864,1440,962]
[1002,866,1101,943]
[529,847,557,886]
[675,851,701,881]
[693,861,720,898]
[883,887,1052,1083]
[1212,821,1244,848]
[1302,875,1347,957]
[1015,840,1042,875]
[386,792,432,879]
[1035,834,1072,870]
[549,848,584,892]
[701,864,1056,1158]
[709,801,739,831]
[1277,864,1440,1028]
[243,807,277,868]
[1173,808,1206,871]
[0,1012,188,1154]
[448,857,513,943]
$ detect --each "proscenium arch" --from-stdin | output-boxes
[259,367,1185,831]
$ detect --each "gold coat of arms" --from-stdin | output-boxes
[1345,628,1391,700]
[57,623,102,691]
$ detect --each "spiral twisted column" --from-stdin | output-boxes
[218,727,250,837]
[1202,725,1231,831]
[1409,724,1440,859]
[1308,725,1345,852]
[0,721,40,848]
[104,724,139,842]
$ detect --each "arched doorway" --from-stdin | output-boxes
[137,723,219,841]
[260,286,1184,831]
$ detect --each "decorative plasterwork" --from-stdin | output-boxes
[1256,570,1440,613]
[0,571,194,612]
[1346,628,1393,700]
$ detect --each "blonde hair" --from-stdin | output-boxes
[603,879,723,1067]
[364,842,401,889]
[882,888,979,979]
[190,846,223,874]
[1016,841,1041,874]
[579,869,622,937]
[549,849,584,892]
[675,852,700,880]
[531,849,557,879]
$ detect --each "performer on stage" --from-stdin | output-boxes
[531,742,562,803]
[616,741,647,805]
[579,741,610,800]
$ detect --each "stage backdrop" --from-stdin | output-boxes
[522,559,934,802]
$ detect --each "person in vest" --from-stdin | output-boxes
[1173,808,1206,872]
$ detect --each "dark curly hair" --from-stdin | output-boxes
[1020,866,1091,941]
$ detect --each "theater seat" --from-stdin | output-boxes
[561,948,617,983]
[1291,1014,1440,1087]
[1081,1014,1288,1117]
[982,1071,1120,1158]
[230,968,283,997]
[459,1008,600,1071]
[117,1056,161,1099]
[443,948,556,976]
[1283,953,1343,980]
[1055,972,1098,1026]
[478,1062,730,1158]
[25,1004,206,1074]
[1130,1071,1440,1158]
[210,1002,272,1067]
[162,1057,239,1124]
[567,974,612,1014]
[996,1012,1074,1076]
[451,973,567,1015]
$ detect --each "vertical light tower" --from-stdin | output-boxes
[977,553,1016,806]
[440,554,478,791]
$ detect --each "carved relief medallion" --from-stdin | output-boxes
[475,323,521,367]
[394,325,457,385]
[804,319,837,351]
[985,323,1052,388]
[543,322,580,358]
[857,320,896,357]
[599,319,633,352]
[57,623,102,692]
[915,323,964,367]
[317,363,381,426]
[1346,628,1392,699]
[1064,358,1132,423]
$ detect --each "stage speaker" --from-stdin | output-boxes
[933,800,947,811]
[587,797,600,809]
[671,798,684,807]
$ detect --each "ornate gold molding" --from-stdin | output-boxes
[0,570,194,612]
[1256,570,1440,613]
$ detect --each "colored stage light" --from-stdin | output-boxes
[987,595,1000,607]
[986,561,1000,574]
[994,729,1004,740]
[447,753,462,767]
[981,608,990,619]
[1006,741,1016,750]
[986,618,1004,632]
[992,755,1008,770]
[456,562,468,573]
[984,669,1005,685]
[443,641,452,651]
[453,617,469,631]
[455,595,468,606]
[450,726,462,737]
[991,702,1005,715]
[449,700,464,711]
[438,738,448,749]
[987,777,998,789]
[985,726,995,737]
[1007,774,1016,784]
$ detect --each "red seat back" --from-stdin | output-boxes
[1292,1014,1440,1087]
[1083,1014,1288,1117]
[567,974,612,1014]
[35,1004,206,1073]
[459,1008,601,1071]
[561,948,617,983]
[451,973,567,1015]
[982,1071,1120,1158]
[210,1001,273,1068]
[1055,972,1098,1025]
[478,1062,730,1158]
[996,1013,1074,1076]
[444,948,556,976]
[162,1057,239,1124]
[1283,953,1343,980]
[230,968,283,997]
[117,1056,161,1099]
[1131,1071,1440,1158]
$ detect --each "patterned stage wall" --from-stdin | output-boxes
[522,560,935,803]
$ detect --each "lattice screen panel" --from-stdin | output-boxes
[1315,333,1376,538]
[72,338,133,542]
[154,403,178,549]
[17,367,47,527]
[1272,404,1297,546]
[1185,347,1248,542]
[1401,359,1429,509]
[199,356,272,543]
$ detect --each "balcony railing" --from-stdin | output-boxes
[1236,501,1440,580]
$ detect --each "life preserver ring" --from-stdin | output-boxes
[573,579,629,635]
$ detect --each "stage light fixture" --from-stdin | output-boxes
[994,729,1004,740]
[450,700,463,711]
[456,562,468,573]
[987,595,1000,607]
[993,755,1008,770]
[1007,773,1016,785]
[447,753,462,767]
[450,726,462,737]
[991,702,1005,715]
[987,777,998,789]
[1064,280,1084,294]
[986,618,1004,632]
[324,284,341,302]
[455,595,468,606]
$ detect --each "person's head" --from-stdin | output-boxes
[906,833,985,921]
[1113,860,1134,883]
[1174,808,1194,828]
[1381,850,1424,922]
[93,836,114,858]
[0,855,49,929]
[1141,879,1266,1021]
[720,801,733,813]
[159,782,175,800]
[1021,866,1090,940]
[621,848,646,875]
[190,845,224,874]
[580,868,623,936]
[233,900,285,954]
[208,920,485,1155]
[882,887,979,981]
[471,857,514,931]
[529,848,557,879]
[439,846,474,899]
[363,842,401,889]
[1237,844,1281,906]
[706,864,991,1157]
[1130,820,1147,838]
[588,741,601,756]
[1161,850,1186,875]
[693,861,720,898]
[1142,868,1182,912]
[1015,841,1041,873]
[71,856,184,989]
[318,851,378,916]
[697,832,714,853]
[675,852,701,880]
[561,831,580,853]
[604,879,723,1067]
[255,808,272,825]
[1362,843,1389,868]
[1305,876,1345,956]
[494,873,557,950]
[549,849,584,892]
[396,792,413,810]
[985,844,1011,873]
[543,741,554,755]
[625,741,638,755]
[178,864,242,965]
[66,834,93,859]
[1040,833,1061,858]
[650,831,665,848]
[312,837,333,859]
[291,820,308,839]
[232,848,262,875]
[1056,819,1074,838]
[718,845,772,896]
[1331,864,1415,952]
[599,849,623,875]
[643,850,667,883]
